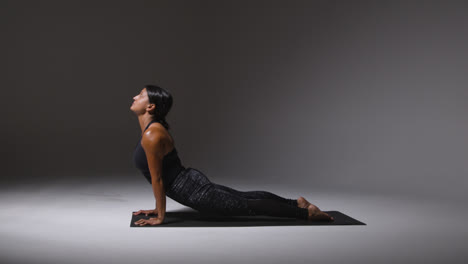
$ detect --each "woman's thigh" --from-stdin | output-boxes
[166,168,251,216]
[166,167,213,208]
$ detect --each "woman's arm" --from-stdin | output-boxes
[141,131,167,221]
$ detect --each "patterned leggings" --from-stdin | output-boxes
[164,167,309,220]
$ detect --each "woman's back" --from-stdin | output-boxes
[133,120,185,190]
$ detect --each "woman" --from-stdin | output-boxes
[130,85,334,226]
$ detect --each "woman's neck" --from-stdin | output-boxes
[138,115,155,134]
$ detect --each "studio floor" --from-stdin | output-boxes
[0,177,466,264]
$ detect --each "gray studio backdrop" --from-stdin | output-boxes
[2,0,467,202]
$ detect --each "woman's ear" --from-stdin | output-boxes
[147,104,156,114]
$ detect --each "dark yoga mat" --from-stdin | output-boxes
[130,208,366,227]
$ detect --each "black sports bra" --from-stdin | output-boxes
[133,120,185,190]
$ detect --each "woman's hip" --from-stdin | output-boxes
[166,167,214,205]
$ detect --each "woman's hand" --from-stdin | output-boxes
[134,217,164,226]
[133,209,157,216]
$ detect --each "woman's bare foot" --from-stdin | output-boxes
[297,196,312,209]
[307,204,334,221]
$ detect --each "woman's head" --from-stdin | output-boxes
[130,84,173,130]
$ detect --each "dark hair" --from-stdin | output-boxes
[144,84,173,131]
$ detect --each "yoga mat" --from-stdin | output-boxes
[130,209,366,227]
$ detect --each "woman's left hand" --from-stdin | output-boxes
[134,217,164,226]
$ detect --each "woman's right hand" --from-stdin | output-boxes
[133,209,158,216]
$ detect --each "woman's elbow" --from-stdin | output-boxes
[151,176,163,185]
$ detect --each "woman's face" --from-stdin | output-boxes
[130,88,151,114]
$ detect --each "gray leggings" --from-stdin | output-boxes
[165,167,309,220]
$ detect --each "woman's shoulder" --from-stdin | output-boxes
[142,123,175,151]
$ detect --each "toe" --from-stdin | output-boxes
[318,212,332,221]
